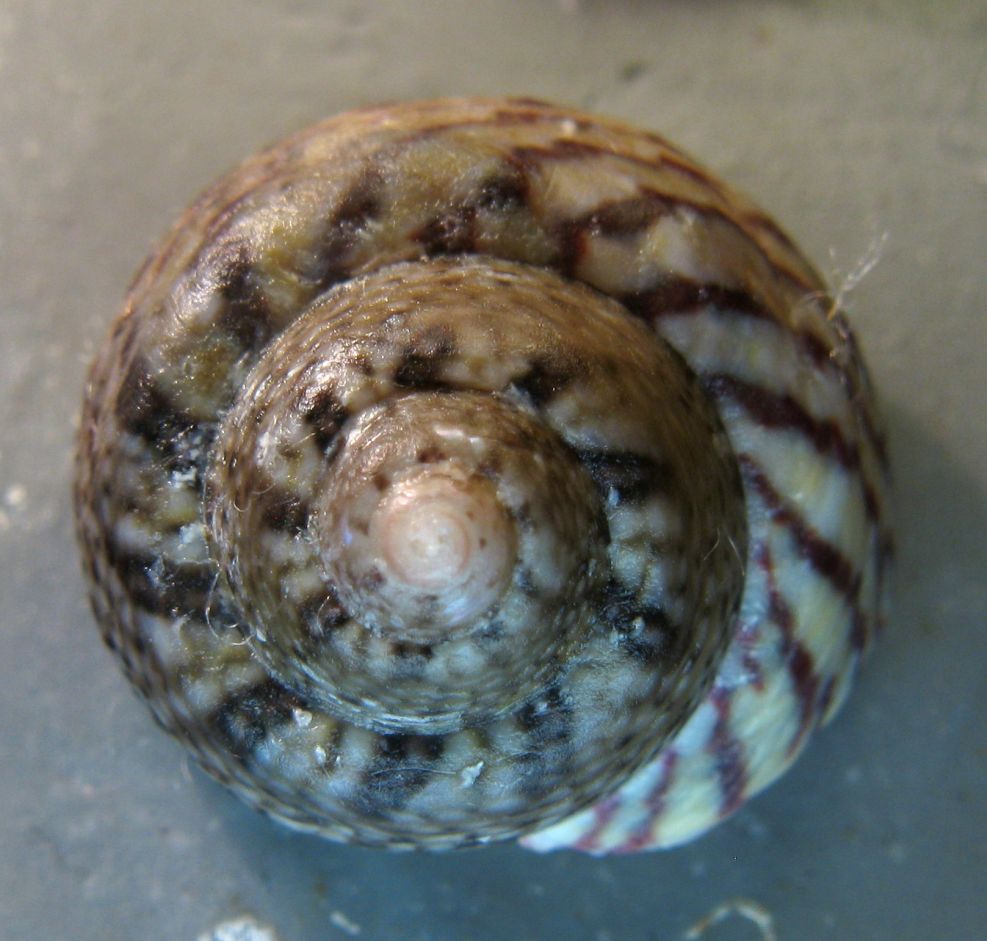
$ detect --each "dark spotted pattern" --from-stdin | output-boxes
[115,358,200,468]
[207,679,302,766]
[312,168,384,288]
[509,355,576,409]
[302,388,349,453]
[104,544,214,621]
[575,448,671,505]
[393,327,456,389]
[360,734,447,814]
[597,579,678,666]
[216,245,276,354]
[476,168,529,212]
[414,206,478,256]
[256,486,311,534]
[297,592,349,637]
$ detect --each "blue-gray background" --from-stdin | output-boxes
[1,2,984,939]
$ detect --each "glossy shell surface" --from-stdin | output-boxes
[75,98,891,853]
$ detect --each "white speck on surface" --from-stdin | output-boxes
[459,760,484,788]
[256,429,276,462]
[329,910,362,936]
[171,465,198,486]
[177,522,205,550]
[197,916,281,941]
[292,707,313,727]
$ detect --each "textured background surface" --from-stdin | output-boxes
[1,2,984,939]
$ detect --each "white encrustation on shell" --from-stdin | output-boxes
[75,98,891,853]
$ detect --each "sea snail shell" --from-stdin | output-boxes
[75,98,891,853]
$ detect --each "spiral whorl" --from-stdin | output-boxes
[204,255,747,815]
[75,98,889,851]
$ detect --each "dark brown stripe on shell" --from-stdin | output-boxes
[638,187,818,297]
[621,278,768,323]
[705,371,884,525]
[658,153,729,198]
[555,192,668,277]
[475,165,530,213]
[572,793,621,854]
[740,455,869,652]
[828,314,891,472]
[738,621,767,692]
[556,218,587,277]
[753,541,822,753]
[615,749,680,854]
[709,686,747,816]
[623,279,837,373]
[707,374,855,467]
[584,195,667,239]
[741,209,805,256]
[511,139,815,293]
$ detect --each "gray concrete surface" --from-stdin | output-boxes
[1,1,984,939]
